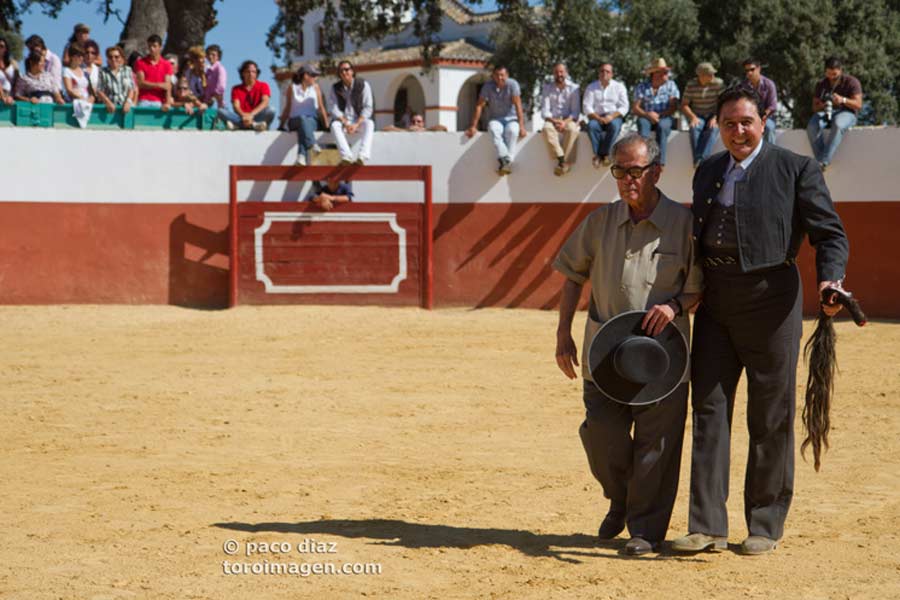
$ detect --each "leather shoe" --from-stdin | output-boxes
[625,537,658,556]
[741,536,777,555]
[671,532,728,552]
[597,510,626,540]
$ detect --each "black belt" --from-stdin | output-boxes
[703,255,797,270]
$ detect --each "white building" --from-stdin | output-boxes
[276,0,500,131]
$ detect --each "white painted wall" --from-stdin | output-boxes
[1,127,896,205]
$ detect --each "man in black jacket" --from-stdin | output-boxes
[328,60,375,165]
[672,84,849,556]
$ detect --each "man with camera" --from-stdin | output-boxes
[806,56,862,172]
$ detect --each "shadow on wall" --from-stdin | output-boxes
[168,214,229,308]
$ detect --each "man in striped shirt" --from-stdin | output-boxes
[681,62,724,168]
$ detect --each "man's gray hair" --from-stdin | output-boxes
[612,133,661,165]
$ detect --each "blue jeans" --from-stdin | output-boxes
[219,106,276,129]
[806,109,856,166]
[587,117,623,159]
[688,116,718,164]
[487,117,520,160]
[637,116,675,165]
[764,117,777,145]
[288,115,318,155]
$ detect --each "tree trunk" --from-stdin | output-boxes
[162,0,218,56]
[119,0,168,58]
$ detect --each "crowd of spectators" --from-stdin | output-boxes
[0,21,865,174]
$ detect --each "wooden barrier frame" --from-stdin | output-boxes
[228,164,433,309]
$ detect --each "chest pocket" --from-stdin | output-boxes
[645,250,683,290]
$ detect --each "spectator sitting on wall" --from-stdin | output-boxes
[63,43,93,104]
[62,23,96,67]
[382,112,448,132]
[632,57,680,168]
[0,36,19,106]
[172,75,208,115]
[134,34,173,111]
[465,64,527,176]
[742,58,778,144]
[279,64,329,166]
[13,52,64,104]
[582,61,629,168]
[203,44,226,108]
[83,40,101,93]
[806,56,862,172]
[220,60,275,131]
[540,62,581,176]
[681,62,724,168]
[328,60,375,165]
[25,35,63,92]
[184,46,207,101]
[97,45,136,114]
[305,177,353,211]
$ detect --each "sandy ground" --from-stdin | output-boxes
[1,305,899,599]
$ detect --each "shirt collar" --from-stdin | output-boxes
[727,138,764,172]
[615,190,669,229]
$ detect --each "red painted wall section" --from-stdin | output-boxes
[0,201,897,317]
[0,203,229,306]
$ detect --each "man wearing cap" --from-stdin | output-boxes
[806,56,863,171]
[681,62,724,168]
[742,58,778,144]
[554,132,702,555]
[539,62,581,176]
[632,58,680,167]
[672,84,848,556]
[582,62,629,169]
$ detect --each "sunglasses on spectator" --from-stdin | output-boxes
[339,67,352,72]
[610,164,656,179]
[86,50,97,55]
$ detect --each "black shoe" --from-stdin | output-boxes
[625,537,659,555]
[597,510,626,539]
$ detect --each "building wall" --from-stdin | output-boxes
[1,127,897,316]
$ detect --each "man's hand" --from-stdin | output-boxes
[464,126,476,138]
[641,302,676,337]
[104,100,116,113]
[518,124,527,139]
[346,122,358,134]
[556,330,579,379]
[647,111,660,124]
[554,119,565,132]
[161,102,171,113]
[689,116,700,128]
[122,101,132,114]
[598,114,610,125]
[818,280,843,317]
[708,116,718,129]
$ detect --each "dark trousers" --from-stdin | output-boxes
[579,380,687,542]
[688,264,802,540]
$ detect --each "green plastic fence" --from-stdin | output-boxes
[3,101,223,130]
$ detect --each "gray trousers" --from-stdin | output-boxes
[688,264,802,540]
[579,380,688,542]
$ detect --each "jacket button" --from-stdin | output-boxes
[692,235,698,241]
[707,198,712,204]
[715,182,721,188]
[699,217,704,223]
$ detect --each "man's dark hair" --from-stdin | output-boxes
[336,60,353,72]
[492,64,508,73]
[206,44,222,57]
[84,40,100,54]
[25,52,43,70]
[239,59,259,76]
[824,56,842,70]
[147,34,163,46]
[597,61,613,70]
[716,82,765,118]
[742,57,761,68]
[25,34,46,50]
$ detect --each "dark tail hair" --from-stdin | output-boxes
[802,312,836,471]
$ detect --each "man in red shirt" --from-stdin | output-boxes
[220,60,275,131]
[134,34,172,111]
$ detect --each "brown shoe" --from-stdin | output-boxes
[741,536,777,555]
[625,537,659,556]
[671,532,728,552]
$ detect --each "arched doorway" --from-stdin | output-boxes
[392,75,425,127]
[456,73,491,131]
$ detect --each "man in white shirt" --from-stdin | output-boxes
[540,63,581,176]
[328,61,375,165]
[582,62,629,168]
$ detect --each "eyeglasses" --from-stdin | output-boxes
[86,50,97,55]
[339,67,352,72]
[610,163,656,179]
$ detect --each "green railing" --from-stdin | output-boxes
[1,101,223,130]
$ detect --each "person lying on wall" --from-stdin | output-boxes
[305,176,353,211]
[382,112,448,132]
